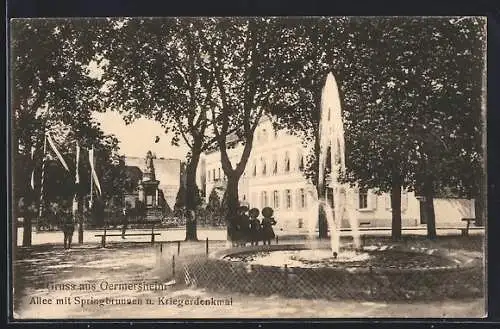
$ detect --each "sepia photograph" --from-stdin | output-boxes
[9,16,487,319]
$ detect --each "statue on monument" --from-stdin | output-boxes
[143,150,156,181]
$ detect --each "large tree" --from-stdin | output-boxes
[101,18,241,240]
[404,17,486,237]
[341,17,485,240]
[203,18,305,239]
[269,17,485,240]
[268,17,365,238]
[11,18,113,244]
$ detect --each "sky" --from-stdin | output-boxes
[92,110,190,160]
[86,59,191,160]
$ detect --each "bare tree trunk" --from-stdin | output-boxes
[423,177,437,240]
[185,146,202,241]
[390,180,402,241]
[22,213,32,247]
[474,188,485,226]
[313,132,328,239]
[223,175,240,241]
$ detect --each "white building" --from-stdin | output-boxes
[198,114,475,235]
[198,72,476,235]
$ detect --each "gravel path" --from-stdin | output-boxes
[12,237,486,319]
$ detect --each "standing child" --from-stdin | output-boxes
[261,207,277,245]
[249,208,261,246]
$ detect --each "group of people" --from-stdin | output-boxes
[231,206,277,247]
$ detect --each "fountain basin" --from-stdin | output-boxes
[181,244,483,301]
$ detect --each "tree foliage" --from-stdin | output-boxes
[269,17,485,238]
[11,19,129,229]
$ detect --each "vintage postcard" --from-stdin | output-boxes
[10,16,487,319]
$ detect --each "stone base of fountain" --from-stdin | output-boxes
[180,244,483,301]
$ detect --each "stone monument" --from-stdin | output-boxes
[141,151,162,222]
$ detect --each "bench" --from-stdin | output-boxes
[95,227,161,247]
[460,218,476,236]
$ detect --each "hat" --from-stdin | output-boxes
[262,207,274,218]
[249,208,260,218]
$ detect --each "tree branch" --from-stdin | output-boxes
[200,126,240,152]
[175,118,194,148]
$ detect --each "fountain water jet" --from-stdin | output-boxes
[307,190,341,257]
[309,72,362,254]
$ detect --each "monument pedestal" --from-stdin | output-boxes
[142,180,162,223]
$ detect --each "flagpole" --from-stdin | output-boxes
[37,133,48,232]
[90,145,94,207]
[75,140,84,244]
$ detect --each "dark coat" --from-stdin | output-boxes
[249,218,261,241]
[261,216,276,240]
[61,211,75,233]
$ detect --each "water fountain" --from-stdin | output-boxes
[307,72,361,257]
[178,72,482,301]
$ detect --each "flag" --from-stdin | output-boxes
[75,141,80,184]
[46,133,70,171]
[30,146,36,190]
[89,145,102,195]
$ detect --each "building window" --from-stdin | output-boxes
[207,171,210,182]
[300,188,306,208]
[284,152,290,172]
[218,168,221,180]
[298,153,304,172]
[285,189,292,209]
[359,188,368,209]
[261,191,269,208]
[298,218,304,229]
[273,190,280,209]
[262,158,267,175]
[272,157,278,175]
[253,162,257,177]
[212,169,216,181]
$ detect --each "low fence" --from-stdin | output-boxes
[153,238,484,302]
[180,256,483,301]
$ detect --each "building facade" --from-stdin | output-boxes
[198,116,475,235]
